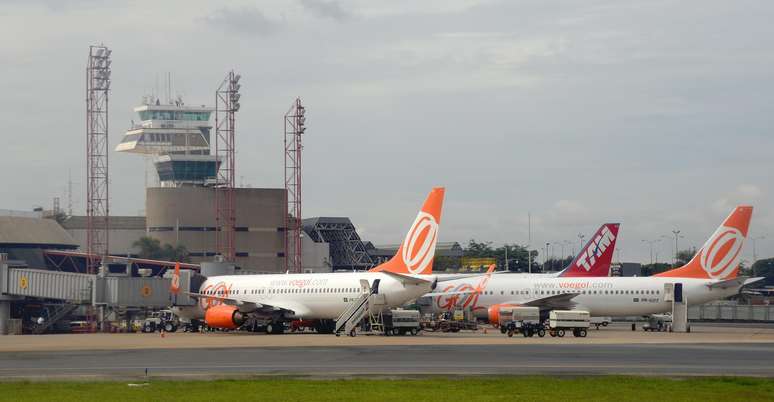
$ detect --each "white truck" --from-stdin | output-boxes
[502,307,545,338]
[383,309,421,336]
[548,310,590,338]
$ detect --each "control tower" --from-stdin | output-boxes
[116,96,217,187]
[115,95,287,273]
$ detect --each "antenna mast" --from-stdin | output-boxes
[214,71,241,262]
[284,98,306,273]
[86,44,111,272]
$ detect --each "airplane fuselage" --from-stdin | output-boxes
[427,275,742,317]
[179,272,434,321]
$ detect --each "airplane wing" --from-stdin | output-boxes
[518,293,579,311]
[186,292,276,313]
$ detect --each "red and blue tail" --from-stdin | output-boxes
[558,223,620,277]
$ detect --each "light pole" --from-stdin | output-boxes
[544,242,550,272]
[751,235,766,276]
[670,230,684,267]
[527,212,532,274]
[751,235,766,263]
[504,243,509,271]
[577,233,585,255]
[642,239,661,265]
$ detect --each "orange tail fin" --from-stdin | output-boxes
[370,187,445,275]
[655,206,753,280]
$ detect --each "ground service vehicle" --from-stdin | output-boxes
[549,310,590,337]
[643,314,673,332]
[142,310,179,333]
[384,309,421,336]
[503,307,544,337]
[421,311,477,333]
[591,316,612,329]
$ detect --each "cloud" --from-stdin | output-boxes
[712,184,763,213]
[553,200,587,216]
[203,6,281,36]
[299,0,353,22]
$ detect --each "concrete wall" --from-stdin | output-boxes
[146,187,286,273]
[61,216,146,256]
[302,235,330,273]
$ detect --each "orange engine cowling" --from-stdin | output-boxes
[204,305,246,329]
[487,303,519,327]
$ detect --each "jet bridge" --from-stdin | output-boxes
[0,259,175,334]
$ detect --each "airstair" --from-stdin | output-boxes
[31,303,79,334]
[334,279,386,336]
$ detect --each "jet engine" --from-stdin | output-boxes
[204,305,246,329]
[487,303,519,327]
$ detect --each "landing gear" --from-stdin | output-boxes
[314,319,336,334]
[265,322,285,334]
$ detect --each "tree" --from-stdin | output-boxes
[494,243,532,272]
[751,258,774,286]
[132,236,190,262]
[675,248,697,266]
[432,256,459,272]
[133,236,162,259]
[161,243,190,263]
[462,240,543,272]
[464,240,494,257]
[641,263,672,276]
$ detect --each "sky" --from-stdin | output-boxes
[1,0,772,264]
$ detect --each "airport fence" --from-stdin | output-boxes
[688,302,774,322]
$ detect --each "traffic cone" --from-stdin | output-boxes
[160,329,165,338]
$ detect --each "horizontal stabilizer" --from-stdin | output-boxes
[380,270,433,285]
[707,276,764,289]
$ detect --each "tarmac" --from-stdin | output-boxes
[1,323,772,379]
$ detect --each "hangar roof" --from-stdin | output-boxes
[60,215,146,230]
[367,241,464,257]
[0,216,78,247]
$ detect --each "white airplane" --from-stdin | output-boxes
[426,206,762,325]
[172,187,447,334]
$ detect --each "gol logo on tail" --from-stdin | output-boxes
[401,211,439,274]
[700,226,744,279]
